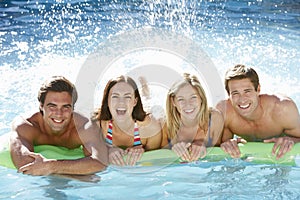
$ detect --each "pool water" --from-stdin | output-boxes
[0,0,300,199]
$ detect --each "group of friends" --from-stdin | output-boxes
[9,64,300,176]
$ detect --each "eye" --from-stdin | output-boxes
[47,104,57,111]
[125,95,132,99]
[62,105,72,112]
[231,92,239,96]
[111,95,119,98]
[177,98,184,102]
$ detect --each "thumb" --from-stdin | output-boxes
[264,138,276,143]
[185,142,191,148]
[27,152,43,159]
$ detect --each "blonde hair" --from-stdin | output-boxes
[166,73,210,140]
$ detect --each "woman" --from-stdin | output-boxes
[93,75,168,166]
[166,73,224,162]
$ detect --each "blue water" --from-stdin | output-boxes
[1,0,300,199]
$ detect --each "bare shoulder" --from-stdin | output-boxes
[72,112,90,129]
[12,112,40,130]
[216,99,232,113]
[210,107,224,121]
[138,114,163,138]
[261,94,297,111]
[138,114,161,126]
[262,94,299,118]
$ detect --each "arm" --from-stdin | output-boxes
[264,98,300,158]
[10,116,37,169]
[208,109,224,146]
[160,121,169,148]
[18,121,108,176]
[216,101,244,158]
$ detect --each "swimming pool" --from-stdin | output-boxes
[0,0,299,199]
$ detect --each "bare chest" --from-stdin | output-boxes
[35,130,82,149]
[229,117,283,141]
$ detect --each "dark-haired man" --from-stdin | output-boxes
[217,64,300,159]
[10,76,108,176]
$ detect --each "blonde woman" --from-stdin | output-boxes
[166,73,224,162]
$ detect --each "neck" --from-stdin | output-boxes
[114,119,135,133]
[181,118,198,128]
[244,101,264,122]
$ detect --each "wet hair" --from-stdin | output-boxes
[92,75,147,122]
[38,76,78,114]
[166,73,209,140]
[224,64,260,95]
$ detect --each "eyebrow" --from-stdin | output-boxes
[46,103,72,107]
[111,92,133,95]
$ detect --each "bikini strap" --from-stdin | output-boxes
[106,120,142,147]
[133,121,142,147]
[206,112,213,147]
[105,120,113,145]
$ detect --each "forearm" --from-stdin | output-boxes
[10,141,34,169]
[47,157,107,175]
[289,136,300,143]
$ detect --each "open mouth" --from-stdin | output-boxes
[116,108,127,115]
[239,103,250,109]
[184,108,194,114]
[52,118,64,123]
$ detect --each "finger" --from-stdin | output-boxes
[239,138,247,144]
[175,143,191,161]
[264,138,276,143]
[127,150,143,166]
[221,141,240,158]
[111,152,125,166]
[172,146,187,161]
[189,145,199,161]
[276,141,294,159]
[199,146,207,159]
[27,152,41,159]
[271,142,280,156]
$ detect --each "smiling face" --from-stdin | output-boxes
[173,84,201,121]
[228,78,260,118]
[40,91,73,135]
[108,82,137,122]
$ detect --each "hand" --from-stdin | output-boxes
[172,142,192,161]
[264,137,294,159]
[125,146,144,166]
[220,138,247,158]
[108,147,126,166]
[18,152,54,176]
[189,143,206,161]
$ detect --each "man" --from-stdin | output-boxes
[216,64,300,159]
[10,76,108,176]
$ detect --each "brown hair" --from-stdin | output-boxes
[224,64,260,95]
[92,75,147,122]
[38,76,77,114]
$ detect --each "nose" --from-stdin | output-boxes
[238,93,247,103]
[54,107,64,115]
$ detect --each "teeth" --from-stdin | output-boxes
[116,108,126,115]
[53,119,63,123]
[184,109,194,113]
[239,104,250,109]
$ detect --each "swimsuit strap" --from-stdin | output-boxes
[105,120,113,145]
[105,120,142,147]
[133,121,142,147]
[206,112,213,147]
